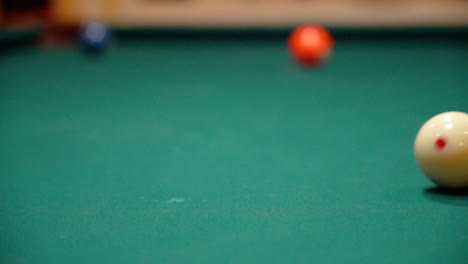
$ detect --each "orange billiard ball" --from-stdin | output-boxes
[288,25,334,66]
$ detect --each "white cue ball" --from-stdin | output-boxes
[414,111,468,189]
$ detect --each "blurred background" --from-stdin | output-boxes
[2,0,468,31]
[0,0,467,52]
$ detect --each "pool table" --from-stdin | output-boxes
[1,28,467,264]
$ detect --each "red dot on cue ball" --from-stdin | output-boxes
[434,137,447,150]
[288,25,334,66]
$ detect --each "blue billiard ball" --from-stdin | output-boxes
[79,21,111,51]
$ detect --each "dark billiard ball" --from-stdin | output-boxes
[79,21,111,52]
[288,25,334,66]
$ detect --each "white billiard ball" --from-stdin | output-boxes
[414,111,468,189]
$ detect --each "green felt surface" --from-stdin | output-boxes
[0,31,467,264]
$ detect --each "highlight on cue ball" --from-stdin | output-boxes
[413,111,468,189]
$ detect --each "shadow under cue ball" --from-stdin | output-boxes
[414,111,468,189]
